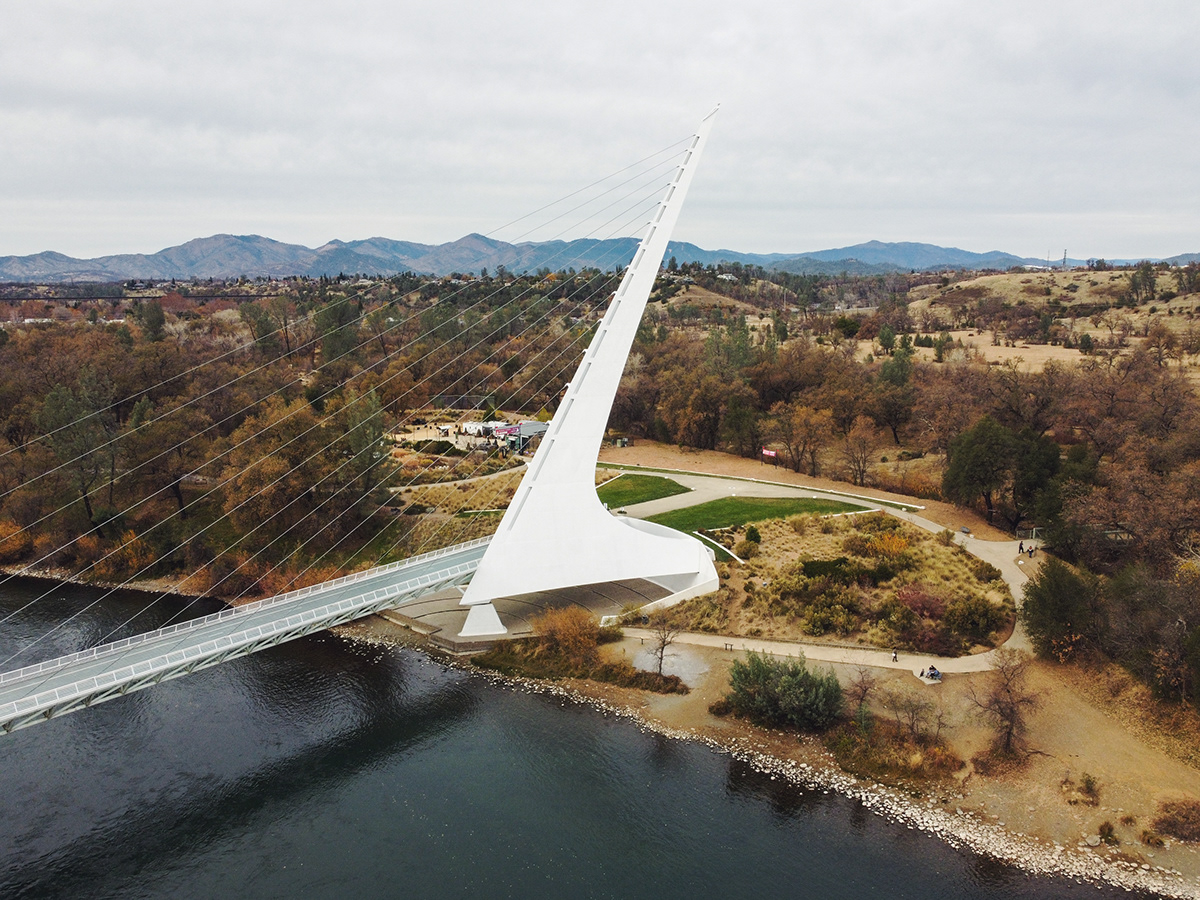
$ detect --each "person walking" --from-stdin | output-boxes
[891,649,898,663]
[1018,541,1025,554]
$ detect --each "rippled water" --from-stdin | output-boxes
[0,577,1135,899]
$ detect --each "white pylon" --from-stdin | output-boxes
[459,108,721,637]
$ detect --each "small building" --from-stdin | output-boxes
[505,421,548,453]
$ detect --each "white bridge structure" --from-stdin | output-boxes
[0,109,719,735]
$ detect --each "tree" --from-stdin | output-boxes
[316,298,361,364]
[649,619,680,676]
[968,648,1040,756]
[35,377,114,523]
[942,416,1014,522]
[877,323,896,355]
[842,415,877,486]
[846,665,877,708]
[883,686,934,740]
[720,382,761,458]
[1129,262,1158,305]
[239,302,281,356]
[140,299,166,343]
[871,376,914,445]
[769,402,832,475]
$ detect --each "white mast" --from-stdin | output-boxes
[458,108,721,636]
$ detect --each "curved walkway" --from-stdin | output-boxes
[617,467,1037,675]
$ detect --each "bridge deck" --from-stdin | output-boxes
[0,538,490,734]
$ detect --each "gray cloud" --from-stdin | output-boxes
[1,0,1197,260]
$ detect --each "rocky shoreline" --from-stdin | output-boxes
[339,622,1200,899]
[0,563,199,599]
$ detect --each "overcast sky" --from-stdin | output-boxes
[2,0,1197,260]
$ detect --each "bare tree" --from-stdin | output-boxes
[650,620,681,676]
[883,687,934,740]
[968,648,1040,755]
[847,665,878,708]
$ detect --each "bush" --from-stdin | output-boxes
[802,557,851,580]
[532,606,600,667]
[841,534,873,557]
[1152,798,1200,842]
[1080,772,1099,800]
[802,587,859,636]
[725,650,843,731]
[734,539,760,559]
[708,697,733,716]
[744,524,761,544]
[597,624,624,644]
[966,556,1003,583]
[895,583,946,618]
[944,594,1006,642]
[0,519,31,563]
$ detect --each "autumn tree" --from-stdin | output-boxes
[842,415,877,486]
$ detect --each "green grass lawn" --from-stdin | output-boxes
[596,473,690,508]
[646,496,867,533]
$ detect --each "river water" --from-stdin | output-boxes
[0,577,1135,899]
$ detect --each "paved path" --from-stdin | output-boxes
[611,466,1039,675]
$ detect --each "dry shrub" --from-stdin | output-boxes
[1152,798,1200,842]
[532,606,600,667]
[0,519,31,563]
[670,588,733,633]
[202,551,263,601]
[871,533,910,559]
[825,717,962,781]
[251,563,347,598]
[895,583,946,618]
[734,539,760,559]
[32,532,65,565]
[72,533,105,567]
[872,470,942,501]
[93,530,156,581]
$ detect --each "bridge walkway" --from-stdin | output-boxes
[0,537,490,734]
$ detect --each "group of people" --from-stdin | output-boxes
[919,666,942,681]
[1018,540,1036,558]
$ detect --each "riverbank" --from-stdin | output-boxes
[336,612,1200,899]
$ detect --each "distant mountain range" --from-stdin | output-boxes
[0,234,1194,283]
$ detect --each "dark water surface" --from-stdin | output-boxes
[0,578,1133,899]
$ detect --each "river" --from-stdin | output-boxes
[0,577,1137,899]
